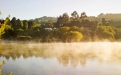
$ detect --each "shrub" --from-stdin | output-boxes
[16,36,32,41]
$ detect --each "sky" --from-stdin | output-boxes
[0,0,121,20]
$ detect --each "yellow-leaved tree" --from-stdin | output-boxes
[0,12,12,75]
[0,12,10,39]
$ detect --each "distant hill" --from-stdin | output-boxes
[30,16,57,24]
[97,13,121,21]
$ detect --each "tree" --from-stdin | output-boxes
[97,13,105,18]
[69,26,80,31]
[57,26,70,34]
[70,11,81,27]
[62,13,70,24]
[0,16,10,39]
[56,13,70,27]
[96,26,115,40]
[23,20,28,30]
[28,20,34,29]
[43,21,53,28]
[5,17,11,26]
[65,31,83,42]
[115,28,121,39]
[80,12,87,19]
[56,15,63,27]
[56,26,70,40]
[102,18,106,25]
[0,19,4,24]
[71,11,79,20]
[0,23,5,39]
[17,19,23,28]
[11,17,17,27]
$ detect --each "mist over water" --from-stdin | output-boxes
[0,41,121,75]
[1,42,121,63]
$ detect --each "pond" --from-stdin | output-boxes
[0,42,121,75]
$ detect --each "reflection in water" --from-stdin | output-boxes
[0,42,121,67]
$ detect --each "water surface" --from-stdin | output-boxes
[0,42,121,75]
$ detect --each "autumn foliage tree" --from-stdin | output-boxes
[65,31,83,42]
[0,15,10,39]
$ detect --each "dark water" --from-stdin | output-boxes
[0,42,121,75]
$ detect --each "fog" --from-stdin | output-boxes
[1,41,121,67]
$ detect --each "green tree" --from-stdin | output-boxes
[56,15,63,27]
[45,22,53,28]
[56,13,70,27]
[62,13,70,24]
[71,11,79,20]
[102,18,106,25]
[17,19,23,28]
[23,20,28,30]
[28,20,34,29]
[114,28,121,39]
[70,11,81,27]
[96,25,115,40]
[80,12,87,19]
[32,24,41,31]
[11,17,17,27]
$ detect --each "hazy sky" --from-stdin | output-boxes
[0,0,121,20]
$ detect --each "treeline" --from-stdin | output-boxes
[0,11,121,42]
[97,13,121,21]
